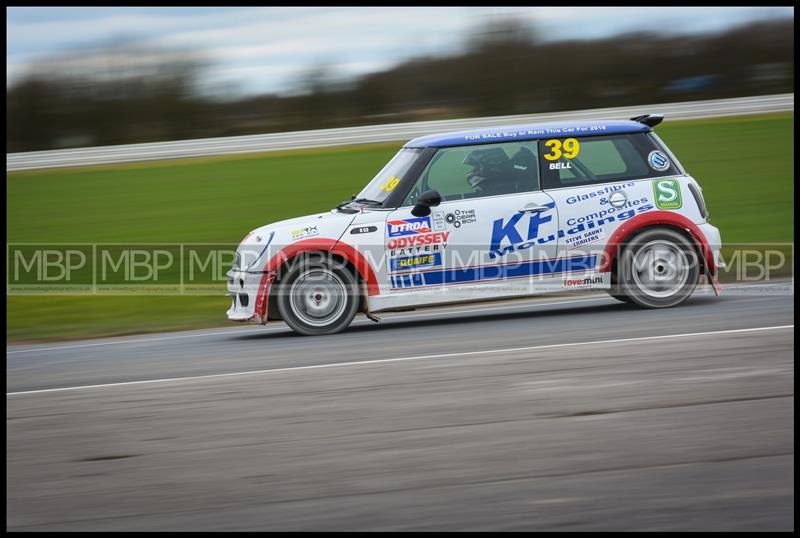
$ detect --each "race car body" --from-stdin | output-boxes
[227,115,723,335]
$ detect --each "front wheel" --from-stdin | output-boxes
[275,253,360,335]
[618,228,700,309]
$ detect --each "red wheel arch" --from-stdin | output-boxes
[253,238,379,321]
[598,211,716,274]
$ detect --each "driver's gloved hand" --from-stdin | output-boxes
[466,172,485,188]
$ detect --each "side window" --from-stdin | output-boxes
[403,141,540,205]
[539,133,676,189]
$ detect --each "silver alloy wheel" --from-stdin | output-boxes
[630,239,691,298]
[289,268,348,327]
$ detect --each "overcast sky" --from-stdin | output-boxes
[6,6,794,95]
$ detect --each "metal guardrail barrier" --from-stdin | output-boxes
[7,93,793,171]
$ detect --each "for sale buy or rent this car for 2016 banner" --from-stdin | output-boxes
[227,114,724,335]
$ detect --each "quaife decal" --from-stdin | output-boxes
[489,202,654,259]
[653,179,682,209]
[647,150,670,171]
[389,253,442,271]
[387,217,432,237]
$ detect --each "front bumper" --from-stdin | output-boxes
[226,269,272,324]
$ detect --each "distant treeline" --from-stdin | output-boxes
[6,18,794,152]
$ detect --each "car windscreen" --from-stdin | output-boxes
[354,148,423,205]
[538,132,680,189]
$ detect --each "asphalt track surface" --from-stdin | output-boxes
[6,282,795,530]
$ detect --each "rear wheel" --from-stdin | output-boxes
[276,253,360,335]
[618,228,700,308]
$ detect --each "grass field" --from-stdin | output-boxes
[7,112,794,342]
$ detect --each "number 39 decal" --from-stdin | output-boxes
[543,138,580,161]
[379,176,401,192]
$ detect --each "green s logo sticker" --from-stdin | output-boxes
[653,179,682,210]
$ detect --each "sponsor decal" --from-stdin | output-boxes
[390,255,597,289]
[564,228,606,250]
[653,179,682,209]
[595,196,649,212]
[389,253,442,271]
[563,275,604,289]
[387,217,432,237]
[432,211,447,231]
[566,183,635,204]
[462,124,608,142]
[388,229,448,275]
[387,231,449,250]
[291,226,319,241]
[489,202,654,259]
[390,242,443,256]
[350,225,378,235]
[445,208,477,228]
[489,202,556,259]
[647,150,670,171]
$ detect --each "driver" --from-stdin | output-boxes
[462,147,515,196]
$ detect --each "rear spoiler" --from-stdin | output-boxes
[630,114,664,128]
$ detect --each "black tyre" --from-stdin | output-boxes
[607,288,634,304]
[275,253,360,335]
[607,265,634,304]
[618,227,700,309]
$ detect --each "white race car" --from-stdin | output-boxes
[227,115,723,335]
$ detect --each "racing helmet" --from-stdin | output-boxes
[462,147,513,194]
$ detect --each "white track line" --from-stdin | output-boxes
[723,282,794,289]
[6,296,611,355]
[6,325,793,397]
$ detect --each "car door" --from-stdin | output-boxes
[538,133,671,273]
[383,140,563,302]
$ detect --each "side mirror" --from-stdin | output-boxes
[411,190,442,217]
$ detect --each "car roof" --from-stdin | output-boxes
[404,119,651,148]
